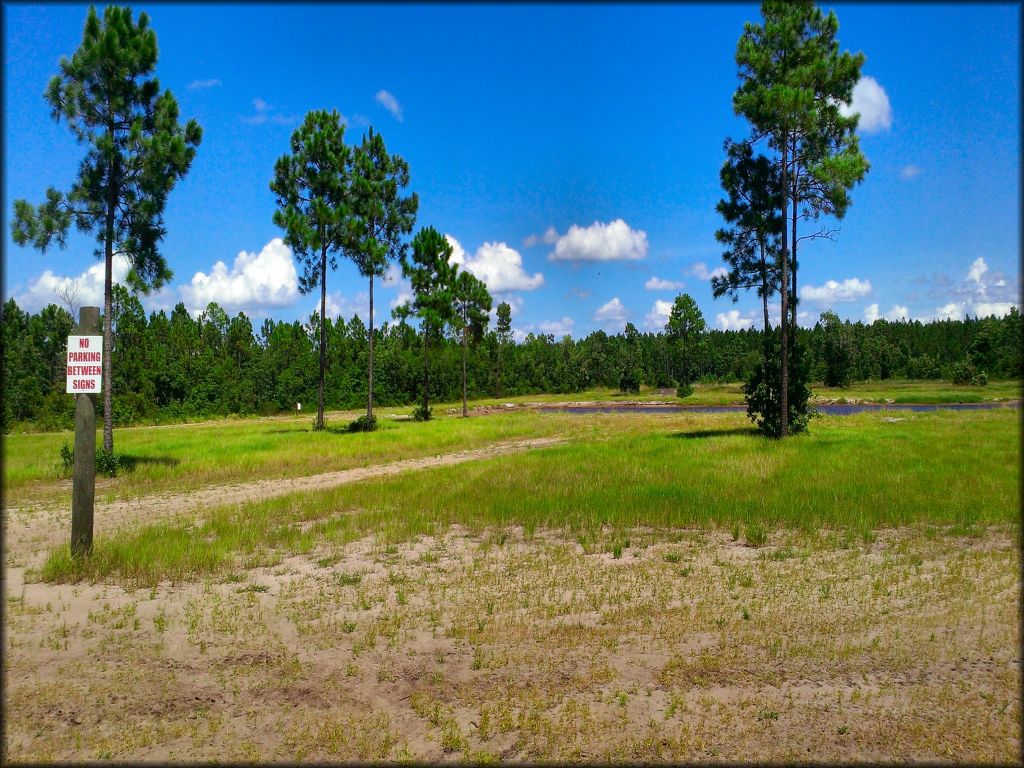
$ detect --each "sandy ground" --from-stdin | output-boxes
[4,515,1019,762]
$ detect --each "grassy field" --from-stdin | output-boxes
[34,408,1019,588]
[4,385,1020,762]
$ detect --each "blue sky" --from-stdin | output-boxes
[4,3,1020,337]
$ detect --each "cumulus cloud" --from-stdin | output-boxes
[549,219,648,263]
[645,276,684,291]
[539,317,574,337]
[523,226,560,248]
[181,238,299,315]
[864,303,909,323]
[593,297,629,326]
[900,165,922,180]
[13,254,132,313]
[242,97,298,126]
[318,291,370,322]
[922,256,1021,320]
[445,235,544,293]
[800,277,873,304]
[689,262,728,281]
[839,75,892,133]
[644,299,673,330]
[187,78,221,91]
[716,309,754,331]
[375,89,403,121]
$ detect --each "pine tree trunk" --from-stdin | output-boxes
[462,325,468,418]
[102,162,117,454]
[367,273,374,421]
[317,247,326,430]
[779,131,790,437]
[791,135,799,330]
[423,323,430,417]
[760,243,770,335]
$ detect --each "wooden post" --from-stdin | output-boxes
[71,306,100,557]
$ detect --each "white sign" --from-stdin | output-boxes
[66,336,103,394]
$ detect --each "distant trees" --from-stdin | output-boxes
[665,294,706,397]
[347,128,418,426]
[10,5,202,452]
[270,110,351,429]
[819,310,855,387]
[451,271,492,417]
[399,227,456,420]
[495,301,513,396]
[725,0,868,436]
[2,296,1019,432]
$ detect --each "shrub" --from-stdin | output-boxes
[347,414,378,432]
[60,443,74,474]
[411,404,432,422]
[95,448,121,477]
[618,366,641,395]
[744,329,814,438]
[676,381,694,399]
[952,358,988,386]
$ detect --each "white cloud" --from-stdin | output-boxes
[923,256,1021,320]
[445,235,544,293]
[549,219,648,263]
[644,299,673,330]
[524,226,560,248]
[375,89,403,122]
[539,317,574,337]
[716,310,754,331]
[645,276,684,291]
[319,291,370,322]
[900,165,922,180]
[839,75,892,133]
[800,277,873,304]
[187,78,221,91]
[972,302,1018,318]
[967,256,988,284]
[242,98,297,126]
[865,303,910,323]
[689,262,728,281]
[181,238,299,315]
[14,254,133,313]
[593,297,629,326]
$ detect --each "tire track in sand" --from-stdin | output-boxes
[4,437,565,564]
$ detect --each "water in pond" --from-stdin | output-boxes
[539,402,1020,416]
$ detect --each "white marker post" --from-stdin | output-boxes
[67,310,102,556]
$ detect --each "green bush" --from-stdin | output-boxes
[347,414,378,432]
[411,404,432,422]
[952,358,988,386]
[96,448,121,477]
[744,329,814,438]
[618,366,641,395]
[676,381,694,399]
[60,443,74,474]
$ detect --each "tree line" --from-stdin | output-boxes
[5,292,1019,432]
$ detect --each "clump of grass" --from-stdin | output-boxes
[745,522,767,548]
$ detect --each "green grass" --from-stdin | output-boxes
[38,408,1020,587]
[3,410,579,507]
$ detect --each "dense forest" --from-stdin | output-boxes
[4,290,1019,432]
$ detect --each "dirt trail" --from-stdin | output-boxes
[4,437,564,564]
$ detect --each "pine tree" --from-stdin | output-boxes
[397,227,456,420]
[451,270,492,417]
[11,5,202,451]
[347,128,418,425]
[270,109,351,430]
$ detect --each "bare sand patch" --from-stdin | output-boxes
[4,525,1019,762]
